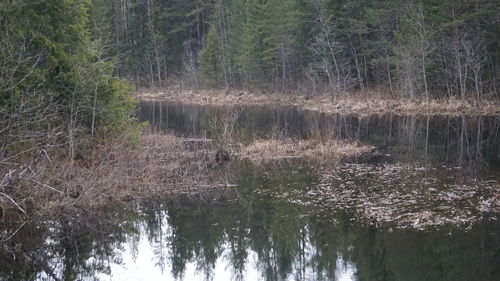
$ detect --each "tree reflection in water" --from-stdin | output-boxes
[1,160,499,281]
[139,101,500,170]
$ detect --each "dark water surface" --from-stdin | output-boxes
[138,101,500,169]
[1,160,499,281]
[1,102,499,281]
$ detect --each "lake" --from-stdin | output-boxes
[1,101,499,281]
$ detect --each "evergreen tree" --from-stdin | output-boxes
[5,0,498,102]
[199,26,224,87]
[237,0,268,86]
[1,0,138,159]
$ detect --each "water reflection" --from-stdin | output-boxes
[137,101,500,168]
[1,161,499,281]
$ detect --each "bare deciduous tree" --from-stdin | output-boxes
[393,3,433,100]
[308,0,355,97]
[182,40,199,89]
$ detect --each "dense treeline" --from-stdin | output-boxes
[101,0,500,100]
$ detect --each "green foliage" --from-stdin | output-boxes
[199,27,224,87]
[75,0,500,98]
[237,0,268,85]
[2,0,500,159]
[0,0,139,158]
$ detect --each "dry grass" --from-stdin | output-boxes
[239,138,374,164]
[0,133,230,221]
[304,96,500,116]
[137,88,500,116]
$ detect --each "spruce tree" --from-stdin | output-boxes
[199,26,223,87]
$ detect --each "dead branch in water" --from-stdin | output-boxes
[0,219,28,242]
[0,133,236,223]
[0,192,27,217]
[207,109,240,162]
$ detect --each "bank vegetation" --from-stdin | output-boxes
[138,88,500,116]
[240,138,374,163]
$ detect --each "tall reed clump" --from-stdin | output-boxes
[206,109,240,163]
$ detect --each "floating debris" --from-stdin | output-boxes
[278,163,499,229]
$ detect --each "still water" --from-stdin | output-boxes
[1,102,499,281]
[2,160,499,281]
[138,101,500,168]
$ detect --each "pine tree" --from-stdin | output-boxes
[199,26,223,87]
[237,0,267,86]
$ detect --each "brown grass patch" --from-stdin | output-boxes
[0,133,229,222]
[137,88,500,116]
[239,138,374,164]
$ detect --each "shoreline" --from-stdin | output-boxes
[137,88,500,116]
[0,134,368,222]
[0,134,225,222]
[0,132,498,236]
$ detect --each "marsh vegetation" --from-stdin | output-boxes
[1,0,500,280]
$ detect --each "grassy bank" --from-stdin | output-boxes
[137,88,500,116]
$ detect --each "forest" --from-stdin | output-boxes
[1,1,500,280]
[103,0,500,101]
[2,0,500,147]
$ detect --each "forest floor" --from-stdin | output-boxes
[137,88,500,116]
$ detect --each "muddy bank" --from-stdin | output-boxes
[137,89,500,116]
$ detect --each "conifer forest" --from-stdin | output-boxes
[108,0,499,100]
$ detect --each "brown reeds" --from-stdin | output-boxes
[239,138,374,164]
[0,133,231,221]
[137,88,500,116]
